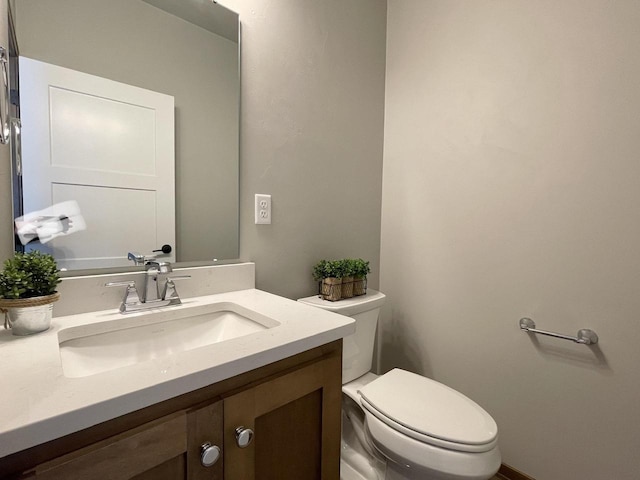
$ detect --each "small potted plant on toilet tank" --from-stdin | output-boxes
[352,258,370,296]
[340,259,356,299]
[0,251,61,335]
[312,259,343,302]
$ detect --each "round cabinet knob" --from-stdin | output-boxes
[235,426,254,448]
[200,442,221,467]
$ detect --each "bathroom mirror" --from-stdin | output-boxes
[9,0,240,271]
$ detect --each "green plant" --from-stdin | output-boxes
[0,251,61,299]
[312,259,344,280]
[351,258,370,278]
[340,259,357,278]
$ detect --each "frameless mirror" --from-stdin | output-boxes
[9,0,239,271]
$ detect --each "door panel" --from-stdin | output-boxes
[19,57,175,268]
[255,390,323,480]
[50,183,159,269]
[49,86,157,175]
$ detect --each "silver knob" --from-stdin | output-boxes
[200,442,221,467]
[235,426,254,448]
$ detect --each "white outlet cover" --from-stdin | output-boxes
[255,194,271,224]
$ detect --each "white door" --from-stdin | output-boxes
[19,57,175,269]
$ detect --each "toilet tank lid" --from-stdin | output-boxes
[359,368,498,447]
[297,290,386,316]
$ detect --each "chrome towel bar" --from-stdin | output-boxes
[519,318,599,345]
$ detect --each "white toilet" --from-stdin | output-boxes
[298,290,501,480]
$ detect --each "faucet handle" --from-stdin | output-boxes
[162,275,191,303]
[106,281,142,312]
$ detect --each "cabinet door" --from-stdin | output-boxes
[224,353,342,480]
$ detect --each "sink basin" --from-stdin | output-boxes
[58,302,279,378]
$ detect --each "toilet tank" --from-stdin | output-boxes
[298,290,386,383]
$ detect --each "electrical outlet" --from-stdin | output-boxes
[255,194,271,224]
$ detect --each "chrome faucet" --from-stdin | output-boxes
[105,254,190,314]
[143,261,173,303]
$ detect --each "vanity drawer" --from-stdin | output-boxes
[30,412,188,480]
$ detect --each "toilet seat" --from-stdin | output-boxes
[358,369,498,453]
[363,408,502,480]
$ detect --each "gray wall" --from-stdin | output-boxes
[13,0,239,262]
[225,0,387,299]
[381,1,640,478]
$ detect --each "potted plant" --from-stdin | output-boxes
[312,259,343,302]
[0,251,61,335]
[352,258,370,296]
[340,259,356,299]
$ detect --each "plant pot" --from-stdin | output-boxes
[320,277,342,302]
[341,276,354,299]
[353,276,367,296]
[1,293,60,336]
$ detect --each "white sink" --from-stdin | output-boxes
[58,302,279,378]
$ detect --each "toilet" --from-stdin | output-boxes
[298,290,501,480]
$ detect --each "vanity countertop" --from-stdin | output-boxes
[0,288,354,458]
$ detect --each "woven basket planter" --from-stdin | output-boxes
[341,276,355,299]
[353,276,367,296]
[320,278,342,302]
[0,292,60,336]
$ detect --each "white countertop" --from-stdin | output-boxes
[0,288,354,458]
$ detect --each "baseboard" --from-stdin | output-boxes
[498,463,536,480]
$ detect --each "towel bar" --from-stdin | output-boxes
[519,318,598,345]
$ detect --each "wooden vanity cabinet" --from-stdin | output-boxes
[0,340,342,480]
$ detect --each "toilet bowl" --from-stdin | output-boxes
[298,290,501,480]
